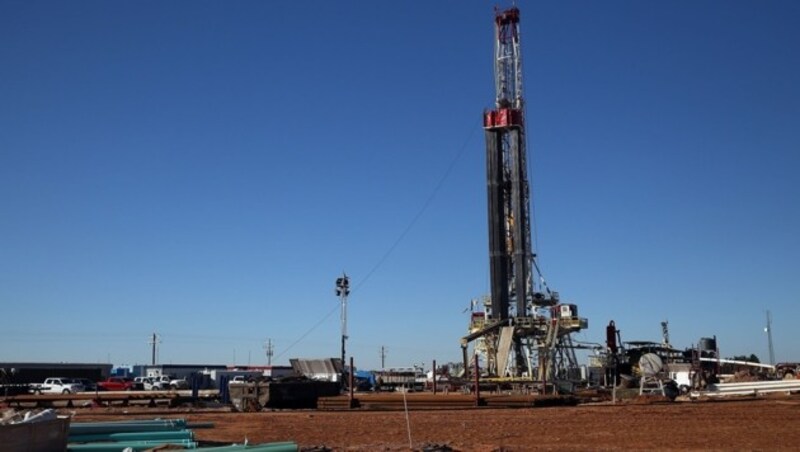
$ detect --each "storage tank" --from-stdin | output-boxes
[699,337,717,352]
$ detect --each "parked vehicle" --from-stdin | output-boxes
[374,367,426,392]
[74,378,97,392]
[168,377,189,390]
[30,378,85,394]
[96,377,142,391]
[144,376,170,390]
[146,375,190,390]
[133,376,155,390]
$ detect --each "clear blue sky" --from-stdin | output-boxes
[2,1,798,369]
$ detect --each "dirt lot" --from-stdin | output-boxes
[71,397,800,451]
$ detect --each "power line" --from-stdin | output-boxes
[274,304,338,360]
[275,121,481,360]
[351,122,481,294]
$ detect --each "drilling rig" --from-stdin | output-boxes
[460,6,587,390]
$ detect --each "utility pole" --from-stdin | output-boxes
[149,333,160,366]
[380,346,386,369]
[335,273,350,386]
[264,339,274,366]
[766,310,776,365]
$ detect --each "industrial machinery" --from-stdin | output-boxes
[460,6,587,390]
[690,336,721,389]
[637,353,679,400]
[775,362,800,380]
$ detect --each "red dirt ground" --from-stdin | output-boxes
[71,397,800,451]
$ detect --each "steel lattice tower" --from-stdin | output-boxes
[461,7,586,385]
[484,7,530,324]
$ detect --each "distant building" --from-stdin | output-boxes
[231,365,295,379]
[111,365,135,377]
[0,362,113,383]
[200,366,296,388]
[143,364,226,379]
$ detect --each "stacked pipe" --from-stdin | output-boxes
[68,418,298,451]
[319,394,476,410]
[701,380,800,397]
[319,393,580,410]
[69,419,195,451]
[483,395,578,408]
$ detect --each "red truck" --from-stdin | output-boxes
[96,377,143,391]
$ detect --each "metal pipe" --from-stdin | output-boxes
[461,346,469,380]
[698,357,775,369]
[67,440,196,451]
[432,360,437,395]
[194,443,298,452]
[349,356,354,406]
[474,359,480,406]
[70,419,187,435]
[695,380,800,397]
[68,430,193,443]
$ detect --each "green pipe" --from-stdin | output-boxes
[70,419,187,435]
[68,440,196,451]
[69,429,193,443]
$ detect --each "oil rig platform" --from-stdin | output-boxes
[460,6,587,390]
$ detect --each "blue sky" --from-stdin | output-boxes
[1,1,798,369]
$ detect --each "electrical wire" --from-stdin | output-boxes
[275,121,482,360]
[274,304,340,360]
[351,121,481,294]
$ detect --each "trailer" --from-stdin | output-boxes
[374,367,425,392]
[227,379,339,411]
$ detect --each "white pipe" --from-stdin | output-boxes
[698,357,775,370]
[696,380,800,397]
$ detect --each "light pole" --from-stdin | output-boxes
[149,332,160,366]
[336,273,350,387]
[766,310,776,365]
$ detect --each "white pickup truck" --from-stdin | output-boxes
[145,375,189,390]
[31,377,85,394]
[134,376,156,390]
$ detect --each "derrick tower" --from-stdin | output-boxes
[461,6,586,386]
